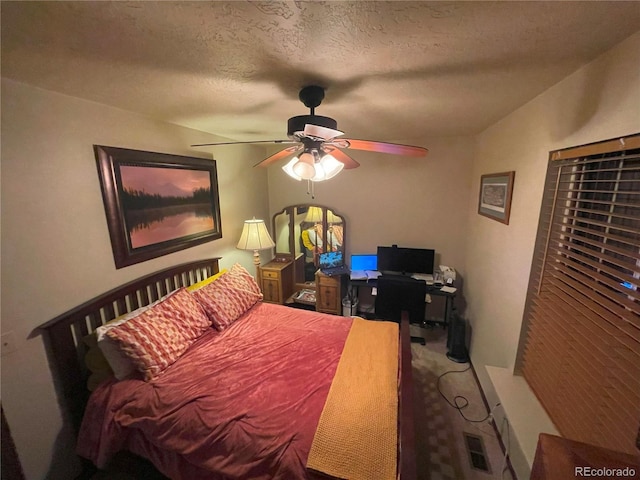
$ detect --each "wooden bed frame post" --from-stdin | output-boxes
[399,310,417,480]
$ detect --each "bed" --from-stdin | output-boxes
[38,258,417,479]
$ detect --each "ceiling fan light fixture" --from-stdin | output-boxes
[282,157,302,181]
[313,154,344,181]
[292,151,316,180]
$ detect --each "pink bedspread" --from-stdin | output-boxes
[77,302,353,479]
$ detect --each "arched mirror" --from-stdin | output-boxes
[273,205,346,288]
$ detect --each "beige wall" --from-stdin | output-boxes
[467,29,640,378]
[464,31,640,476]
[267,136,476,273]
[0,79,270,479]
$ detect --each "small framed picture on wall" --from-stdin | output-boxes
[478,171,515,224]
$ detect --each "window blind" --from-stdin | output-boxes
[520,134,640,455]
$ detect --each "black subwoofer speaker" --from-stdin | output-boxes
[447,313,469,363]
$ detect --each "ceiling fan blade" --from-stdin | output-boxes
[322,146,360,169]
[303,124,344,141]
[191,139,296,147]
[254,145,302,168]
[339,139,428,157]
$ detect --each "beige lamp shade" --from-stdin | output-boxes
[237,218,275,267]
[304,206,324,223]
[326,210,342,224]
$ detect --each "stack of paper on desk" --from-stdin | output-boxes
[350,270,381,281]
[411,273,434,285]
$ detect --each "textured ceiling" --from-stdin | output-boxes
[2,1,640,146]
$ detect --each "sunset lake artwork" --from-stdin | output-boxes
[120,165,215,249]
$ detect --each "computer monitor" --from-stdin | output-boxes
[350,254,377,271]
[377,246,435,275]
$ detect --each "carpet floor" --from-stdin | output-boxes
[411,324,516,480]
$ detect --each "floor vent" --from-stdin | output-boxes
[463,432,491,473]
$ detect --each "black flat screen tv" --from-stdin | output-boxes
[377,245,435,275]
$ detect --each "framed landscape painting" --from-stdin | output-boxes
[95,145,222,269]
[478,171,515,224]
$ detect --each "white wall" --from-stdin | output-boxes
[464,32,640,477]
[0,79,270,479]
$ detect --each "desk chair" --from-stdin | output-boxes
[375,275,427,345]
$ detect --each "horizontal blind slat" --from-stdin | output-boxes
[521,135,640,457]
[544,245,640,305]
[543,271,640,341]
[548,228,640,263]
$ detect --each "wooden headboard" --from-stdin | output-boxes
[37,257,221,432]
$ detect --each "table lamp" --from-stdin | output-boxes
[304,206,324,247]
[326,210,342,251]
[237,218,275,270]
[304,206,324,223]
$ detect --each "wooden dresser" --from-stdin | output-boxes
[259,259,294,305]
[530,433,640,480]
[315,270,345,315]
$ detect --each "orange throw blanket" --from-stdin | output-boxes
[307,317,399,480]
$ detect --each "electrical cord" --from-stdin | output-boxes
[438,366,513,477]
[500,415,511,480]
[436,366,501,424]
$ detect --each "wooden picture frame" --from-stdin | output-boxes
[478,171,515,224]
[95,145,222,269]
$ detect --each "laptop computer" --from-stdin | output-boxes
[319,251,350,276]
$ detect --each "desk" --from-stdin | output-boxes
[350,278,456,328]
[425,286,457,328]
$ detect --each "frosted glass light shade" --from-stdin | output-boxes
[282,157,302,180]
[292,152,316,179]
[282,152,344,183]
[313,154,343,181]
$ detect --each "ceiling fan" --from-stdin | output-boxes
[191,85,428,183]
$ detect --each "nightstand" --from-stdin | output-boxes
[258,259,294,304]
[315,270,346,315]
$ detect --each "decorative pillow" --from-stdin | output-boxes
[85,348,114,391]
[191,263,262,331]
[105,288,210,381]
[94,295,171,380]
[186,269,228,292]
[228,263,262,295]
[83,335,115,391]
